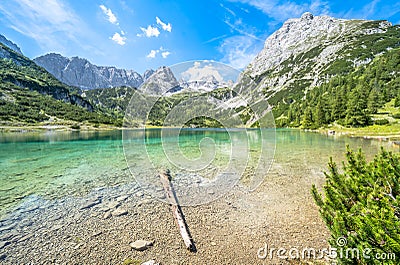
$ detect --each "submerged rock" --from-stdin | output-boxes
[80,199,101,210]
[0,241,10,249]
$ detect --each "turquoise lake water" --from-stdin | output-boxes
[0,129,398,216]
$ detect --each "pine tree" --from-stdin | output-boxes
[367,88,381,114]
[301,107,314,128]
[314,100,326,127]
[312,147,400,264]
[345,85,371,127]
[331,85,347,121]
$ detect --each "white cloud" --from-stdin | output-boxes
[156,16,172,32]
[203,34,228,44]
[137,25,160,37]
[0,0,95,54]
[99,4,118,25]
[220,3,236,16]
[161,51,171,58]
[111,32,126,45]
[146,49,158,58]
[219,35,262,70]
[146,47,171,59]
[228,0,331,22]
[138,17,171,38]
[223,17,264,41]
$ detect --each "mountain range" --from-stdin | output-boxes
[0,12,399,128]
[34,53,144,90]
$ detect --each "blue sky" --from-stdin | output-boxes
[0,0,399,74]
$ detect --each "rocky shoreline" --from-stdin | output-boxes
[0,162,331,265]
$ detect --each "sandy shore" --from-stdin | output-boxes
[0,160,331,265]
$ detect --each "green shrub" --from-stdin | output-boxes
[312,147,400,264]
[374,119,390,125]
[392,113,400,119]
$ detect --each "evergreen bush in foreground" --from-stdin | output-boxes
[312,147,400,264]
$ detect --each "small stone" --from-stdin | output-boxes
[80,199,101,210]
[106,201,121,209]
[50,224,63,231]
[0,232,17,241]
[17,233,34,243]
[0,224,16,232]
[98,207,110,212]
[211,241,217,246]
[130,240,153,251]
[103,212,112,219]
[91,231,102,237]
[141,260,159,265]
[0,241,10,249]
[116,195,129,202]
[20,206,39,213]
[74,243,82,250]
[111,208,128,217]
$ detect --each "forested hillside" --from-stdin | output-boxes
[276,48,400,129]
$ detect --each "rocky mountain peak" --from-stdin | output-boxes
[143,69,155,81]
[237,13,399,122]
[140,66,179,95]
[0,34,22,55]
[301,12,314,20]
[247,14,394,80]
[34,53,143,90]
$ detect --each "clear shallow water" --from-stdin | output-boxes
[0,129,398,216]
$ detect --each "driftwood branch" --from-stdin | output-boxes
[159,170,196,252]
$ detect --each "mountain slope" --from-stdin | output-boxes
[0,42,120,126]
[0,44,92,109]
[281,47,400,128]
[84,86,137,113]
[34,53,143,90]
[239,13,400,120]
[0,34,22,55]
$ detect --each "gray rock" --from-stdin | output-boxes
[0,223,16,232]
[106,201,121,209]
[103,212,112,219]
[111,208,128,217]
[80,199,101,210]
[130,240,153,251]
[0,241,10,249]
[116,195,129,202]
[91,231,102,237]
[0,232,17,241]
[50,224,63,232]
[17,233,34,243]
